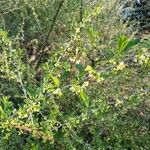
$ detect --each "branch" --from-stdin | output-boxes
[10,123,54,142]
[80,0,83,23]
[44,0,64,46]
[36,0,64,68]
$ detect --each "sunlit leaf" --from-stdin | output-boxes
[79,91,89,108]
[49,74,60,87]
[117,34,140,53]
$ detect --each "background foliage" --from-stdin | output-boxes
[0,0,150,149]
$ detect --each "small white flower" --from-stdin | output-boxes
[115,61,126,71]
[69,57,76,63]
[115,99,123,107]
[140,54,146,61]
[88,73,94,78]
[69,86,76,92]
[76,60,81,64]
[82,81,89,88]
[76,28,80,33]
[53,88,62,96]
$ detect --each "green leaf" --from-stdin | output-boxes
[0,106,4,118]
[61,70,70,80]
[117,34,140,53]
[117,34,128,53]
[75,63,84,72]
[79,91,89,108]
[75,63,85,77]
[49,75,60,87]
[85,65,94,73]
[125,38,140,52]
[0,29,8,38]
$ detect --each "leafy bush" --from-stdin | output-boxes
[0,0,150,149]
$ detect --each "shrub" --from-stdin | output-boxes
[0,0,150,149]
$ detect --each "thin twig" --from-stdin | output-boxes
[36,0,64,68]
[80,0,83,23]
